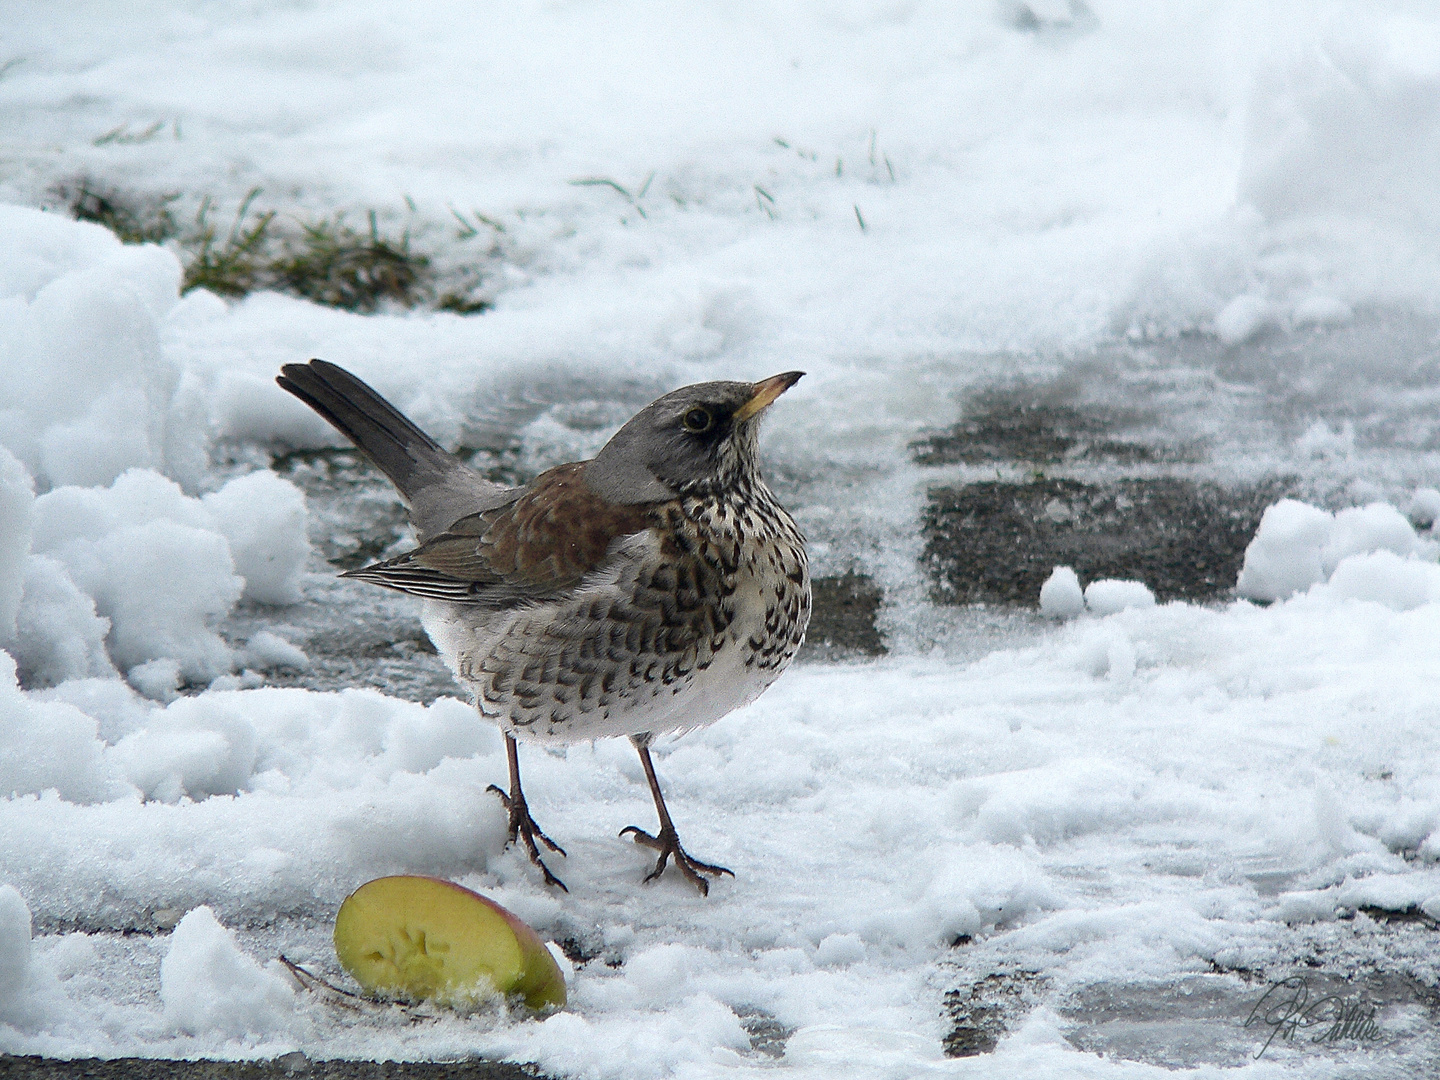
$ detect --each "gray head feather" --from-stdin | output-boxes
[584,379,790,504]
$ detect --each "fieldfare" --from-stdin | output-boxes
[277,361,811,894]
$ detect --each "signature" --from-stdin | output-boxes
[1244,975,1383,1058]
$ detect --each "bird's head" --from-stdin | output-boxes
[583,372,804,503]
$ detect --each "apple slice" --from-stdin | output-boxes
[333,875,566,1011]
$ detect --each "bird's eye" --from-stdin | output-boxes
[682,407,714,433]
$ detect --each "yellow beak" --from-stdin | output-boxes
[735,371,804,422]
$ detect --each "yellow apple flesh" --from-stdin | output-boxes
[333,875,566,1011]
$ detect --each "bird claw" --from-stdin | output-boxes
[620,825,733,896]
[488,784,568,891]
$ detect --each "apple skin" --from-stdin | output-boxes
[334,875,566,1011]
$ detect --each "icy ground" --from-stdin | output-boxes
[4,1,1440,1076]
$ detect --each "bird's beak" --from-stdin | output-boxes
[735,371,804,422]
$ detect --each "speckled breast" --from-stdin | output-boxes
[446,481,810,743]
[676,485,811,683]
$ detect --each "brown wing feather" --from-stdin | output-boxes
[343,462,654,602]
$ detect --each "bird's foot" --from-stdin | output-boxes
[620,824,733,896]
[487,784,568,891]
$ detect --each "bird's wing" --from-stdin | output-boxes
[276,359,514,541]
[342,462,655,603]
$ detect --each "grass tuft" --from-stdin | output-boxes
[182,188,276,296]
[53,177,500,315]
[271,210,431,313]
[58,177,180,244]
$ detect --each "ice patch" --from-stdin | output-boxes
[784,1025,945,1074]
[0,885,31,1020]
[0,448,34,648]
[159,906,295,1039]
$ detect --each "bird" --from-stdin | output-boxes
[276,360,811,894]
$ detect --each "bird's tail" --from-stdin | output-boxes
[277,359,508,538]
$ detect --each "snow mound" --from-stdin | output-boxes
[0,211,309,693]
[241,631,309,672]
[954,759,1153,845]
[1083,579,1156,616]
[159,906,294,1039]
[0,651,127,803]
[0,206,189,490]
[12,555,114,687]
[1212,293,1277,345]
[1236,12,1440,323]
[1040,568,1155,619]
[1327,550,1440,611]
[22,467,309,690]
[1237,499,1436,603]
[111,696,259,803]
[1410,487,1440,529]
[201,472,310,606]
[1038,566,1084,619]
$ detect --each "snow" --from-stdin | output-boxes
[1236,498,1440,604]
[0,652,127,805]
[5,583,1440,1071]
[1038,567,1084,620]
[0,0,1439,1075]
[0,208,187,490]
[1082,579,1156,616]
[1040,570,1155,619]
[159,907,294,1040]
[14,467,310,691]
[240,631,310,673]
[200,472,311,606]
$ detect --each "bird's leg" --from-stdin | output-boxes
[620,735,733,896]
[486,732,567,891]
